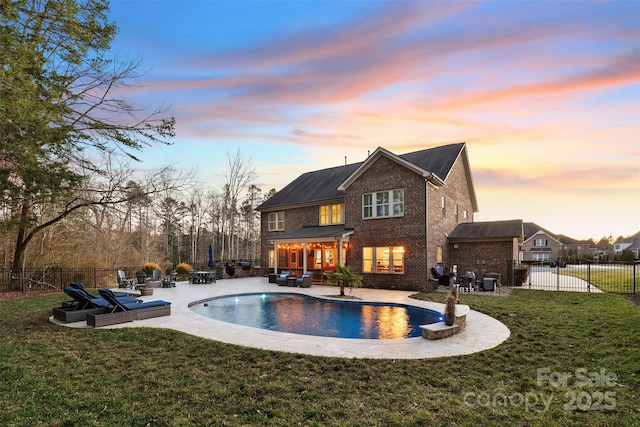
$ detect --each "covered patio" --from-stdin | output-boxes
[268,225,354,283]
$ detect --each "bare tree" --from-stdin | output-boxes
[222,149,257,261]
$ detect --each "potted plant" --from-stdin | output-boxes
[139,285,153,296]
[324,265,363,297]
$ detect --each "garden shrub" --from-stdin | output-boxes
[142,262,161,276]
[175,262,193,280]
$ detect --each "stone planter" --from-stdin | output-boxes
[140,286,153,296]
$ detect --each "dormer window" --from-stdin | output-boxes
[363,189,404,219]
[320,203,344,225]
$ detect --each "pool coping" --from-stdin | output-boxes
[49,277,511,359]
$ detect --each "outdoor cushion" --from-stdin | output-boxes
[98,289,171,312]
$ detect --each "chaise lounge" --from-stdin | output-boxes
[54,286,140,323]
[85,289,171,327]
[69,281,134,299]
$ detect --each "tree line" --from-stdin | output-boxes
[0,1,272,282]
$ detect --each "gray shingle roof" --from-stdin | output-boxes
[257,143,466,210]
[448,220,524,240]
[523,222,558,240]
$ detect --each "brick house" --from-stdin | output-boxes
[256,143,478,291]
[447,219,524,285]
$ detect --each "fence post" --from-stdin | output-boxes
[634,261,637,295]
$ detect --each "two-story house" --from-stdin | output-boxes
[520,222,597,262]
[520,223,563,262]
[256,143,478,291]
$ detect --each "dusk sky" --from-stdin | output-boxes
[107,0,640,241]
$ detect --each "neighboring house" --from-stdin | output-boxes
[521,222,597,262]
[520,222,563,262]
[447,220,524,284]
[556,234,597,260]
[256,143,478,291]
[614,231,640,258]
[613,240,632,255]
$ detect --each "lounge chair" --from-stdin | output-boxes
[117,270,135,289]
[85,289,171,327]
[275,271,291,286]
[53,287,113,323]
[69,281,133,298]
[296,271,313,288]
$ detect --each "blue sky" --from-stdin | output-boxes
[107,0,640,240]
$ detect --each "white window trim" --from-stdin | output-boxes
[362,189,404,219]
[362,246,405,274]
[268,211,285,231]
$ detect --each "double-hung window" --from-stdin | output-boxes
[362,189,404,219]
[534,238,548,247]
[268,211,285,231]
[319,203,344,225]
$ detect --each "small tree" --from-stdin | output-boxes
[324,265,363,297]
[620,249,635,262]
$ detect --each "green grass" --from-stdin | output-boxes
[558,267,640,293]
[1,290,638,426]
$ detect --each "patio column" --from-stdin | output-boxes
[274,242,278,272]
[303,242,307,273]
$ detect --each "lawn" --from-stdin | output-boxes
[558,266,640,293]
[1,289,638,426]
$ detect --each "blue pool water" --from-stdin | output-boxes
[189,293,443,339]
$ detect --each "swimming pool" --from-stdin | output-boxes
[189,292,443,339]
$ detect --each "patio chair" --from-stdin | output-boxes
[146,269,162,288]
[162,270,177,288]
[275,271,291,286]
[86,289,171,327]
[296,271,313,288]
[117,270,135,289]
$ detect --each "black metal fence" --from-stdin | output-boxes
[1,260,638,294]
[517,259,639,294]
[0,267,139,293]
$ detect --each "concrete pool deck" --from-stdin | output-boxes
[50,277,511,359]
